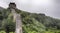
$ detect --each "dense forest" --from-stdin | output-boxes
[0,7,60,33]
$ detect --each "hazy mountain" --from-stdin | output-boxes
[0,7,4,11]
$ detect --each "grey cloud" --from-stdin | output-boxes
[0,0,60,19]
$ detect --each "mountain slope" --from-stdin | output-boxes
[0,8,60,33]
[0,7,5,11]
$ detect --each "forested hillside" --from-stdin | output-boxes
[0,7,60,33]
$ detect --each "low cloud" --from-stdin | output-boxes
[0,0,60,19]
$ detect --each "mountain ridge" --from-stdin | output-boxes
[0,7,60,33]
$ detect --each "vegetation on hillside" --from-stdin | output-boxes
[0,8,60,33]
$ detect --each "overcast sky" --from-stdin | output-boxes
[0,0,60,19]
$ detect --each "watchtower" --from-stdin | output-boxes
[9,2,16,9]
